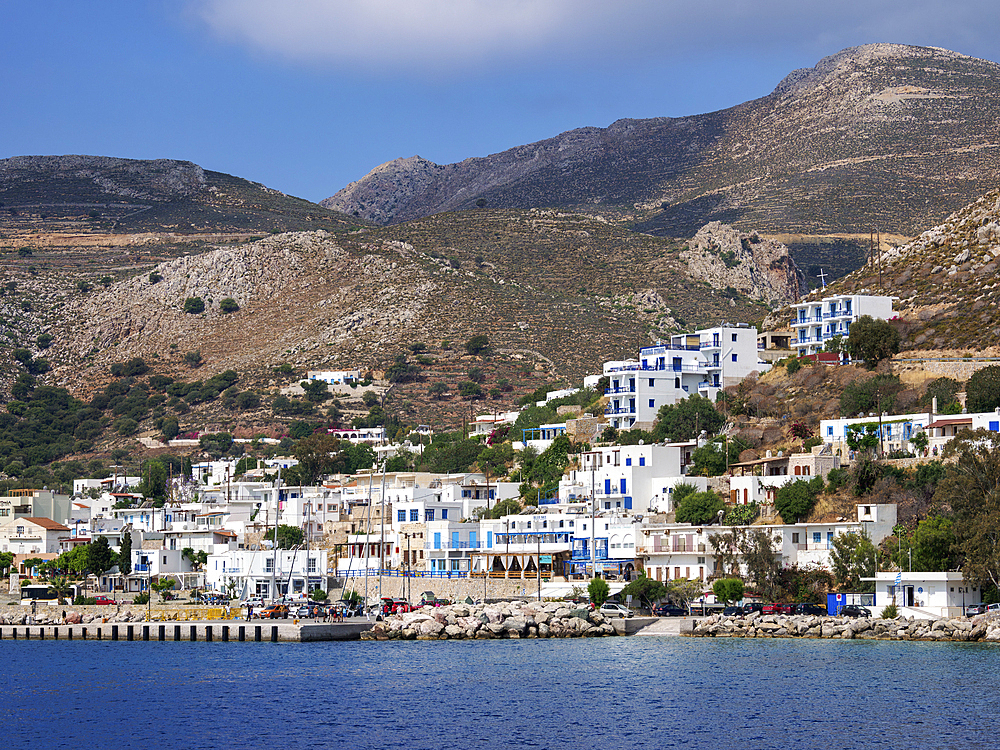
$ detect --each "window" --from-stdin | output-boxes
[265,557,274,572]
[639,457,645,466]
[827,426,834,436]
[626,458,632,466]
[307,557,317,572]
[813,532,821,544]
[731,353,738,362]
[441,509,448,520]
[648,399,655,408]
[425,509,435,522]
[792,533,799,544]
[732,333,737,342]
[409,509,418,522]
[397,510,405,522]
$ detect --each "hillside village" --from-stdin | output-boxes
[5,283,1000,623]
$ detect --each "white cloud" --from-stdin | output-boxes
[188,0,1000,75]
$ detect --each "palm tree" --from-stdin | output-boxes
[48,576,73,605]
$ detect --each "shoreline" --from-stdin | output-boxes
[689,611,1000,642]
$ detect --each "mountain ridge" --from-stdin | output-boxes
[323,44,1000,240]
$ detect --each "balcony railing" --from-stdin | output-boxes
[605,407,636,415]
[605,387,636,395]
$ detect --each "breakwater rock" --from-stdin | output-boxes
[360,600,618,641]
[691,611,1000,642]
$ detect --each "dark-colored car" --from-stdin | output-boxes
[794,603,829,616]
[965,603,986,616]
[654,603,687,617]
[741,602,764,616]
[839,604,872,618]
[722,606,743,617]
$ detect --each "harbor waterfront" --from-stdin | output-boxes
[3,635,999,750]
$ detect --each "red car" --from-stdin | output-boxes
[93,596,117,605]
[762,603,795,615]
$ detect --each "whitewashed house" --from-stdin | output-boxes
[604,325,766,431]
[790,293,895,357]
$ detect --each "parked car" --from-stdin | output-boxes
[243,597,265,610]
[987,603,1000,613]
[762,603,795,615]
[93,596,117,606]
[839,604,872,618]
[722,606,743,617]
[293,605,323,619]
[599,603,634,619]
[261,604,289,619]
[965,604,986,616]
[794,603,829,616]
[654,603,688,617]
[741,602,764,616]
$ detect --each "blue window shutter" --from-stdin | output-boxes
[991,421,999,431]
[625,497,632,509]
[626,458,632,466]
[639,457,645,466]
[452,532,460,548]
[442,509,448,519]
[487,531,493,548]
[620,478,627,494]
[434,533,441,550]
[470,531,477,547]
[604,479,611,494]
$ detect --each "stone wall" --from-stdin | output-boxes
[894,356,1000,384]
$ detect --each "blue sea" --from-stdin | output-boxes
[2,636,997,750]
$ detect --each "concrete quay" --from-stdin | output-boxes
[0,619,372,643]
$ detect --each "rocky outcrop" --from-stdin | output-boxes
[692,611,1000,642]
[681,222,805,304]
[360,600,617,641]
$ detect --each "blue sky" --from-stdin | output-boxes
[4,1,1000,203]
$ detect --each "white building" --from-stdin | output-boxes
[206,547,329,601]
[639,504,896,584]
[790,293,895,357]
[604,325,766,430]
[0,517,70,555]
[560,442,696,514]
[306,369,361,385]
[870,571,978,619]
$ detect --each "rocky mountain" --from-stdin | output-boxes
[776,187,1000,353]
[324,44,1000,243]
[0,155,365,234]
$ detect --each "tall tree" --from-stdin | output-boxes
[86,536,116,577]
[937,430,1000,589]
[620,573,666,611]
[118,530,132,575]
[652,394,725,443]
[738,529,782,601]
[829,531,876,593]
[845,315,900,369]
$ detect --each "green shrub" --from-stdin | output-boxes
[183,297,205,314]
[133,592,150,605]
[785,358,802,375]
[219,298,240,314]
[880,603,899,619]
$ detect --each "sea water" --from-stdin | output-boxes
[2,636,997,749]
